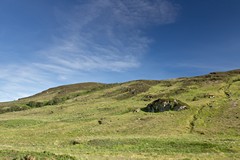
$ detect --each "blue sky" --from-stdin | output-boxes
[0,0,240,102]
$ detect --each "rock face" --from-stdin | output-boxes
[142,98,189,112]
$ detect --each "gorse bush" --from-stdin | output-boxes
[27,101,37,107]
[0,105,26,114]
[27,97,65,108]
[46,97,64,105]
[27,101,45,108]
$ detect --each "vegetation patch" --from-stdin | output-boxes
[0,105,28,114]
[0,119,44,128]
[74,138,234,154]
[191,93,215,101]
[103,81,160,100]
[0,150,76,160]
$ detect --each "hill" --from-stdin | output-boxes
[0,69,239,159]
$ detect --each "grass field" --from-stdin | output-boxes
[0,70,239,159]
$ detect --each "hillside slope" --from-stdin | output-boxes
[0,69,239,159]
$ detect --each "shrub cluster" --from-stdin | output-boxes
[27,97,66,108]
[0,105,26,114]
[27,101,44,108]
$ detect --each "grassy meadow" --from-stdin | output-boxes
[0,70,239,159]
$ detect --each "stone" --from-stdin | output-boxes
[133,108,140,113]
[98,120,102,124]
[142,98,189,113]
[24,155,36,160]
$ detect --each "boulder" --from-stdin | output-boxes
[142,98,189,113]
[24,155,36,160]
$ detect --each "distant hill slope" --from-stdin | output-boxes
[0,69,239,159]
[2,69,240,111]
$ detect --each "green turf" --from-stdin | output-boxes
[0,69,239,159]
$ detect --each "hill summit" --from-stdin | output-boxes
[0,69,239,159]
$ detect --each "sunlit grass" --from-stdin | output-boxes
[0,71,240,159]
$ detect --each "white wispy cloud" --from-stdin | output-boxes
[0,0,178,101]
[0,65,56,101]
[39,0,179,72]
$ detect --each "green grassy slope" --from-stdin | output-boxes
[0,70,239,159]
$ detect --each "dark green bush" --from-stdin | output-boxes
[27,101,37,107]
[36,102,44,107]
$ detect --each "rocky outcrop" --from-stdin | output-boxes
[142,98,189,112]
